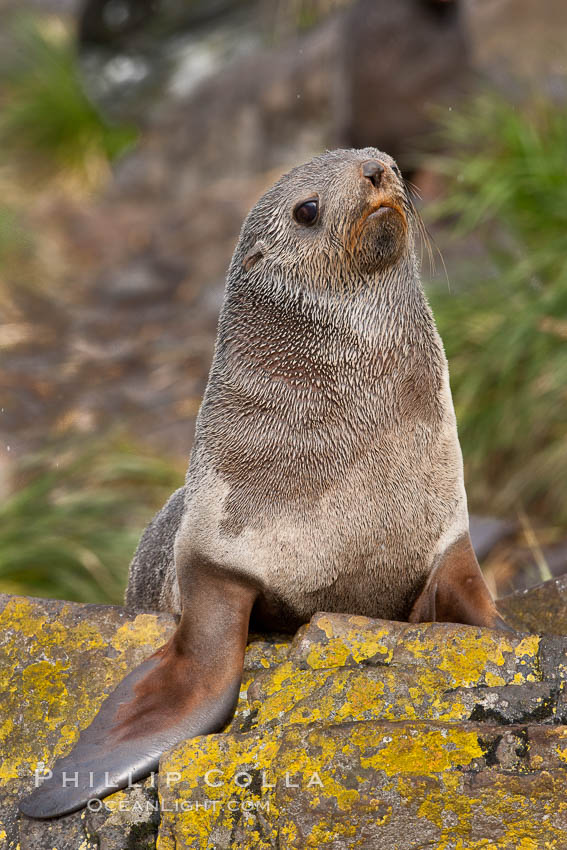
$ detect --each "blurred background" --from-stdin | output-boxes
[0,0,566,605]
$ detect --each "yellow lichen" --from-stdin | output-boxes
[159,732,282,848]
[401,628,540,689]
[351,724,484,775]
[0,597,173,790]
[304,614,394,669]
[110,614,170,653]
[514,634,540,658]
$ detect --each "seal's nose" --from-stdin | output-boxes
[361,159,385,189]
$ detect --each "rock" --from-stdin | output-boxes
[94,252,188,304]
[465,0,567,85]
[159,613,567,849]
[158,722,567,849]
[5,579,567,847]
[0,594,291,849]
[0,594,175,849]
[498,574,567,636]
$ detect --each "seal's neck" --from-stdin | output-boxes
[219,255,442,384]
[198,258,447,524]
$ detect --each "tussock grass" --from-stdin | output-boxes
[0,438,183,603]
[429,94,567,527]
[0,15,137,182]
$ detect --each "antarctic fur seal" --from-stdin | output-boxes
[21,148,509,819]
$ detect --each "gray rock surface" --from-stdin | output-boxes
[4,576,567,847]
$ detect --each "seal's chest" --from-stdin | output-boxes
[191,473,439,611]
[253,536,430,626]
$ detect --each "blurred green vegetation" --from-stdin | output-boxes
[0,14,164,607]
[429,94,567,528]
[0,15,137,182]
[0,438,183,603]
[1,24,565,606]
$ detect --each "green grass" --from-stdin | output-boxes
[0,15,137,180]
[428,94,567,527]
[0,438,183,603]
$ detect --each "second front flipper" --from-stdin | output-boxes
[19,565,257,819]
[409,533,512,631]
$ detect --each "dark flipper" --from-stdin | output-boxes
[409,533,513,631]
[20,564,257,819]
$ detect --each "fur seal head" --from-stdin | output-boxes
[238,147,415,285]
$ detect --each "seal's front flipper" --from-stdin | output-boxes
[409,533,512,631]
[19,566,257,820]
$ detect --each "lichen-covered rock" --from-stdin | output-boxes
[159,612,567,849]
[4,577,567,849]
[0,595,290,849]
[498,574,567,636]
[158,721,567,849]
[244,615,554,730]
[0,594,176,849]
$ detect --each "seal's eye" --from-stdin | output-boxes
[293,199,319,226]
[392,165,401,178]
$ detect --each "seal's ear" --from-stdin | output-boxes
[242,241,265,272]
[409,533,513,631]
[19,564,257,819]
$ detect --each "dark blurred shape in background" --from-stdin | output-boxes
[340,0,470,165]
[0,0,566,603]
